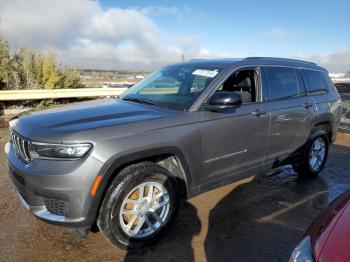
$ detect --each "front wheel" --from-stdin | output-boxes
[293,130,329,177]
[97,162,179,249]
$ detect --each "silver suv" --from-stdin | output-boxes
[6,57,342,248]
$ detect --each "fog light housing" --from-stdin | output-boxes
[4,142,10,155]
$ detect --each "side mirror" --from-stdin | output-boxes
[203,91,242,111]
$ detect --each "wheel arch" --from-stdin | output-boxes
[86,146,193,228]
[313,121,332,143]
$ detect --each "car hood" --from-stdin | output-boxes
[307,190,350,261]
[13,99,179,141]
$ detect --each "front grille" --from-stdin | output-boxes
[11,132,31,162]
[44,198,70,216]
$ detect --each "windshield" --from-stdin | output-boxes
[120,65,223,111]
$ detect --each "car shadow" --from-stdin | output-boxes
[124,200,201,262]
[204,167,329,262]
[123,142,350,262]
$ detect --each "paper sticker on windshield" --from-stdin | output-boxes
[192,69,219,78]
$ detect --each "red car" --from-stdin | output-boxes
[290,190,350,262]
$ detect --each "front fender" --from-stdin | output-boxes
[85,146,195,227]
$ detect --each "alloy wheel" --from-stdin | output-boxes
[114,181,171,239]
[309,137,326,171]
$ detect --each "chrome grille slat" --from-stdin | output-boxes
[16,136,22,155]
[18,137,25,157]
[11,131,31,162]
[20,139,26,158]
[24,140,30,160]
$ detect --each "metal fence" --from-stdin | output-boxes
[0,88,127,101]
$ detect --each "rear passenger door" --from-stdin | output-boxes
[262,66,317,164]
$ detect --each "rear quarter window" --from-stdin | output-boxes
[264,67,300,101]
[322,73,335,91]
[301,69,329,95]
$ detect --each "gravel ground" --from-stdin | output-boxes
[0,128,350,262]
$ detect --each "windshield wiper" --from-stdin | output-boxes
[122,97,156,106]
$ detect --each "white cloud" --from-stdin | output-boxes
[0,0,97,48]
[294,49,350,73]
[3,1,347,72]
[83,8,160,48]
[0,0,225,70]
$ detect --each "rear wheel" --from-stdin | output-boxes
[97,162,179,249]
[293,130,329,177]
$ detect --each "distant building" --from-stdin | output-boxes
[329,73,346,80]
[135,75,145,80]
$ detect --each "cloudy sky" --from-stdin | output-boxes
[0,0,349,72]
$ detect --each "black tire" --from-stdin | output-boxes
[292,129,329,177]
[97,162,179,249]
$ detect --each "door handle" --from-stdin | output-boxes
[303,102,313,109]
[252,109,267,117]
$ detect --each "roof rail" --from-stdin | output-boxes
[189,58,205,61]
[244,57,317,65]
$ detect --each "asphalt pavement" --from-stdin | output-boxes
[0,129,350,262]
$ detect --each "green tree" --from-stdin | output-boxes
[59,67,84,89]
[42,50,61,89]
[33,52,44,87]
[19,47,45,89]
[0,38,14,89]
[345,71,350,78]
[0,36,85,90]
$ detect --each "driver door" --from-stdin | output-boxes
[199,68,270,185]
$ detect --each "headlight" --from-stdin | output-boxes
[30,142,92,159]
[9,118,19,130]
[8,118,18,140]
[289,236,315,262]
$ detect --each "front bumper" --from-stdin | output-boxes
[289,236,315,262]
[6,141,104,227]
[15,190,82,223]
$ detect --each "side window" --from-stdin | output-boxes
[218,69,258,104]
[265,67,299,101]
[301,69,328,94]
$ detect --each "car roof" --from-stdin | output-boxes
[178,57,327,72]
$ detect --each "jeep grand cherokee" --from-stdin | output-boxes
[5,57,342,248]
